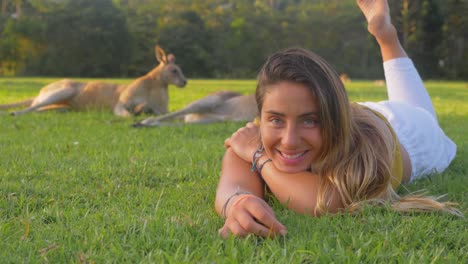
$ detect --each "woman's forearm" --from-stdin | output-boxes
[215,148,265,215]
[258,156,342,216]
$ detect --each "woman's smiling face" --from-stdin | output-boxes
[260,81,322,174]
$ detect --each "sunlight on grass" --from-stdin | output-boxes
[0,78,466,262]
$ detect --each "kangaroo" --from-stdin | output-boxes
[133,91,258,127]
[0,45,187,116]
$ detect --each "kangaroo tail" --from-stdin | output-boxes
[0,98,34,110]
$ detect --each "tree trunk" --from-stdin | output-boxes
[15,0,21,18]
[1,0,8,16]
[401,0,410,47]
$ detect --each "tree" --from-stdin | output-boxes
[437,0,467,79]
[0,0,465,79]
[114,0,162,76]
[156,10,214,78]
[392,0,444,78]
[36,0,132,77]
[1,0,22,18]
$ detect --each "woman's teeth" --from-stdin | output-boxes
[282,152,304,159]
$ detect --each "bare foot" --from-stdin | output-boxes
[356,0,396,42]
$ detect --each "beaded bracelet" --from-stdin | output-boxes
[250,146,264,172]
[256,158,272,174]
[221,191,252,218]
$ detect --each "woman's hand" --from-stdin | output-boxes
[218,194,287,239]
[224,122,261,163]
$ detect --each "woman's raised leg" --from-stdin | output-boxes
[357,0,437,119]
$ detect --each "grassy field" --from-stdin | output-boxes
[0,77,467,263]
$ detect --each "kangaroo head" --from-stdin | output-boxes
[155,45,187,88]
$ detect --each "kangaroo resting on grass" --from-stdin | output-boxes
[133,91,258,127]
[0,45,187,117]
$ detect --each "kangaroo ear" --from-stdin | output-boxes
[167,54,176,64]
[155,45,167,64]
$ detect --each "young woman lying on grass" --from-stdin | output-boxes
[215,0,462,238]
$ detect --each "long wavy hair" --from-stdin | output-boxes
[255,47,462,217]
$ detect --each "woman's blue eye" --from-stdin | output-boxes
[270,117,283,125]
[304,119,319,127]
[272,118,281,124]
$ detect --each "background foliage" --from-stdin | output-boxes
[0,0,466,79]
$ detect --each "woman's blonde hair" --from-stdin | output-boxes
[255,48,462,217]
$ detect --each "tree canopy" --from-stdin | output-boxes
[0,0,466,79]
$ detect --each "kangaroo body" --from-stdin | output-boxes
[0,46,187,116]
[134,91,257,127]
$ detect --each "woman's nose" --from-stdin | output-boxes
[281,124,299,148]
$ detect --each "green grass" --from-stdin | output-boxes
[0,77,467,263]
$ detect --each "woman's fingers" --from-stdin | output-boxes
[237,210,284,238]
[246,121,256,128]
[218,221,248,238]
[220,210,283,239]
[228,123,259,145]
[244,200,287,237]
[228,124,261,162]
[224,137,231,148]
[220,194,287,239]
[218,225,229,238]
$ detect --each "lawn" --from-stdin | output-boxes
[0,77,467,263]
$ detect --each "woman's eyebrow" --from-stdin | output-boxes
[263,110,319,117]
[299,112,320,118]
[264,110,285,116]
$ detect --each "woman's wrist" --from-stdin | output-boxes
[221,191,252,218]
[250,146,264,172]
[256,156,272,175]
